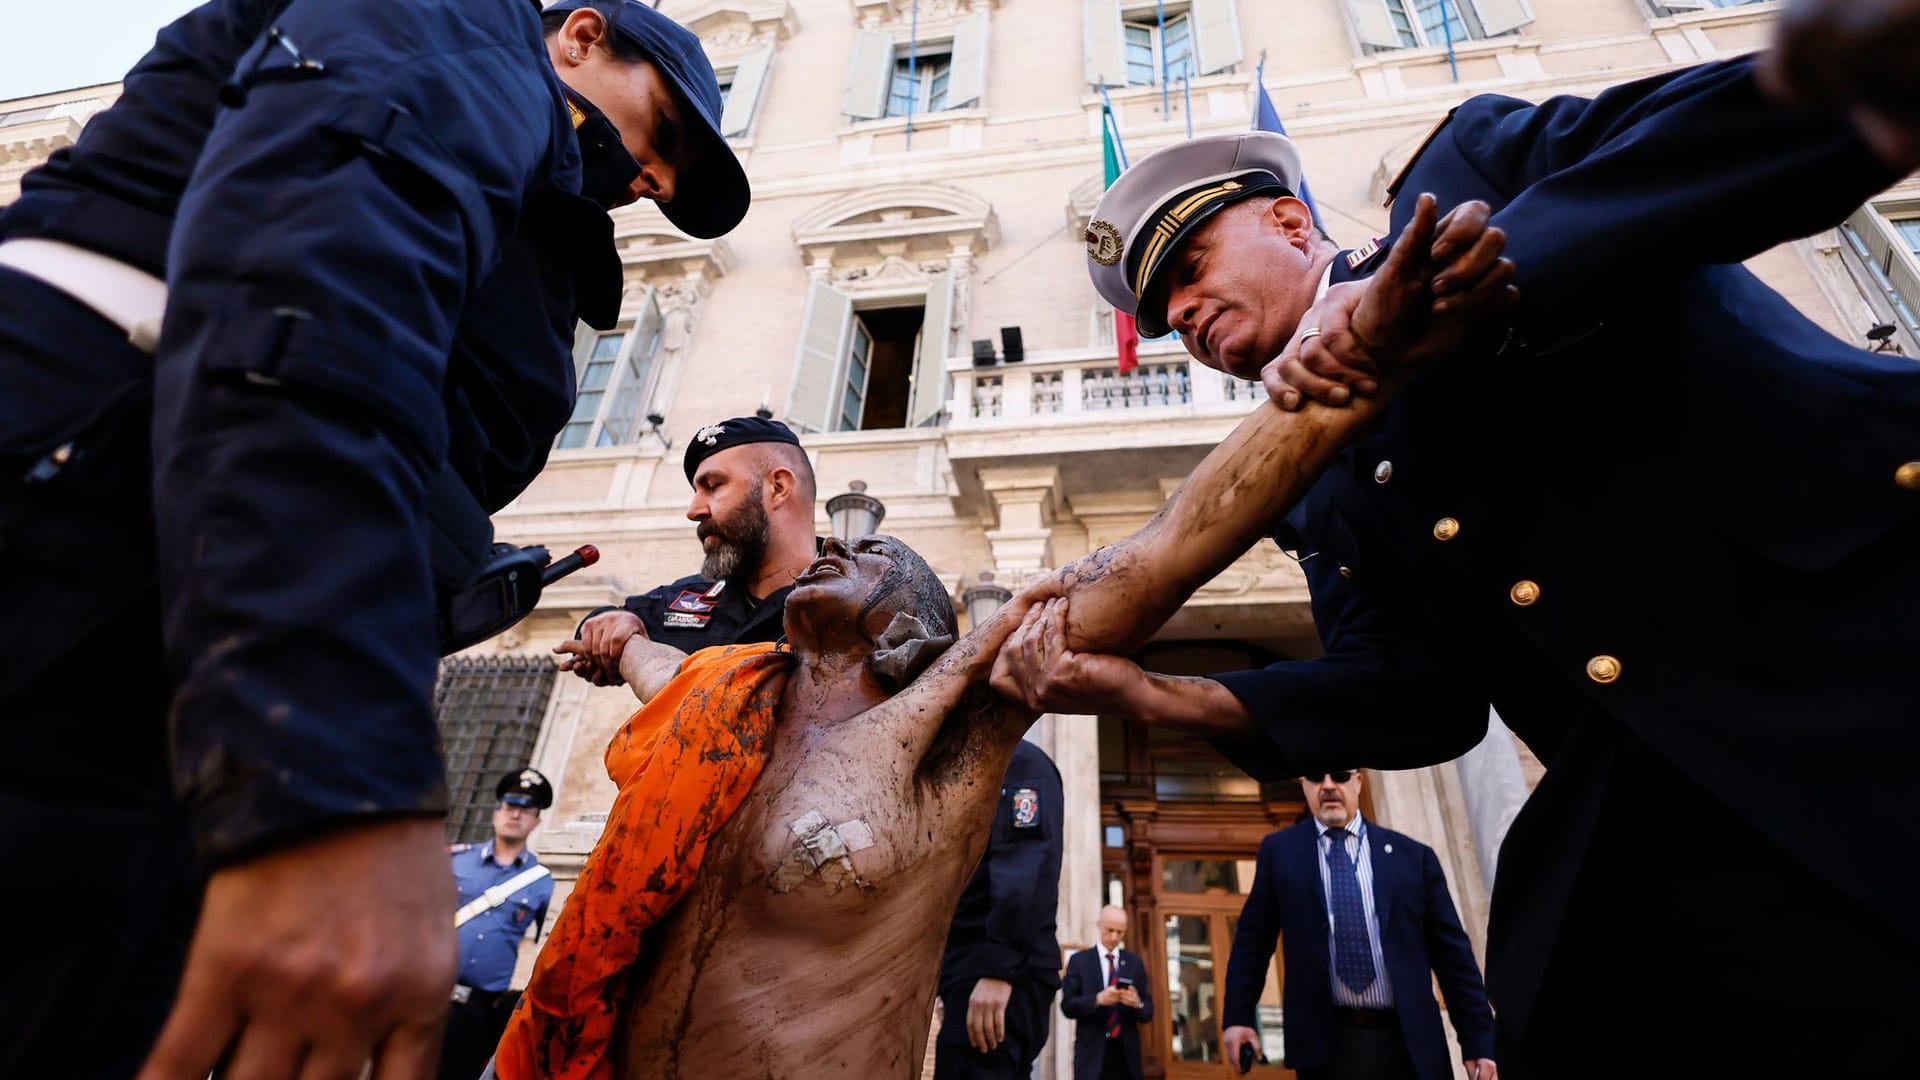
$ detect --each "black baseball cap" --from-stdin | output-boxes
[546,0,751,238]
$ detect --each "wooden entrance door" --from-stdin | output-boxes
[1156,859,1297,1080]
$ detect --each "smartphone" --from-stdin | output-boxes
[1115,976,1134,989]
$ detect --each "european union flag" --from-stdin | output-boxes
[1253,62,1322,230]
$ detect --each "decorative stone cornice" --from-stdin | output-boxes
[792,181,997,270]
[674,0,799,52]
[2,116,81,166]
[849,0,996,30]
[610,219,736,288]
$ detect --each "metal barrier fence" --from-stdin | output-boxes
[434,655,556,844]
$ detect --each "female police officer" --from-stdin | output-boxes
[0,2,746,1078]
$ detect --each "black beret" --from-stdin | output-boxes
[683,416,802,484]
[496,768,553,810]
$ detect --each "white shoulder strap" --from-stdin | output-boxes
[454,863,552,927]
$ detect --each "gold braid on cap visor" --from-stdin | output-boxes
[1130,179,1245,300]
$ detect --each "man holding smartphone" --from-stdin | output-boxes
[1061,906,1154,1080]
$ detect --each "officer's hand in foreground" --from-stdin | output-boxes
[554,638,625,687]
[1465,1058,1499,1080]
[965,977,1014,1053]
[990,597,1142,716]
[138,817,455,1080]
[578,610,649,679]
[1761,0,1920,171]
[1267,194,1517,411]
[1223,1026,1263,1074]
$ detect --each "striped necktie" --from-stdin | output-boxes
[1324,827,1376,993]
[1106,952,1122,1038]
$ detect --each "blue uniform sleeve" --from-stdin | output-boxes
[152,0,563,863]
[1222,837,1282,1031]
[1209,514,1488,781]
[972,745,1065,981]
[1418,843,1495,1061]
[1060,952,1100,1020]
[1438,56,1906,337]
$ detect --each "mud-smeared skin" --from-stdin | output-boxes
[616,362,1398,1079]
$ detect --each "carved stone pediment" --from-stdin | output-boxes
[610,219,736,291]
[673,0,799,51]
[849,0,997,30]
[792,181,998,269]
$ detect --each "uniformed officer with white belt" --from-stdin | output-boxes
[442,768,557,1080]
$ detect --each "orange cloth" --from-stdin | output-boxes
[494,642,792,1080]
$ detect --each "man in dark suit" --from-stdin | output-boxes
[1222,770,1494,1080]
[1003,51,1920,1077]
[1061,906,1154,1080]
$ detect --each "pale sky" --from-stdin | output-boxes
[0,1,198,102]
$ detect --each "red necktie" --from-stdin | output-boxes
[1106,952,1122,1038]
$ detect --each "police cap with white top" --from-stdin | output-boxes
[1085,131,1304,339]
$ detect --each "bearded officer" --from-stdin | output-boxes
[555,416,824,696]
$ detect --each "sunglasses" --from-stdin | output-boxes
[1306,770,1356,784]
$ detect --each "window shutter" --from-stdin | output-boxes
[1346,0,1405,49]
[947,10,991,108]
[1466,0,1535,36]
[1189,0,1244,76]
[842,29,895,120]
[785,280,854,433]
[1082,0,1127,87]
[909,271,956,428]
[720,44,774,137]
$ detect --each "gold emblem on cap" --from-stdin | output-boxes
[695,423,727,446]
[1085,220,1123,266]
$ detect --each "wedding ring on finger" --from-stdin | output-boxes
[1300,326,1324,341]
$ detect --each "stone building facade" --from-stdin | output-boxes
[5,2,1917,1077]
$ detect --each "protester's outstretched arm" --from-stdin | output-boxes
[1018,195,1504,658]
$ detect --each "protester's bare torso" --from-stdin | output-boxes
[618,700,1014,1079]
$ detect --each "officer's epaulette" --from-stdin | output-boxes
[1384,107,1459,209]
[449,843,473,855]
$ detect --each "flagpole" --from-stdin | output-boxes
[1097,85,1130,169]
[1156,0,1169,118]
[1181,58,1193,140]
[904,0,920,147]
[1438,0,1460,82]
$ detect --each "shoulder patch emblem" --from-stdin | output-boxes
[1085,220,1123,266]
[1012,787,1040,828]
[669,589,719,613]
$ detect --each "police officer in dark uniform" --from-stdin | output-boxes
[0,2,747,1075]
[557,416,824,686]
[1020,54,1920,1078]
[935,738,1065,1079]
[442,769,557,1080]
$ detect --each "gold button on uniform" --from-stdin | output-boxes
[1586,655,1622,684]
[1433,517,1460,542]
[1897,462,1920,491]
[1374,460,1394,484]
[1509,580,1540,606]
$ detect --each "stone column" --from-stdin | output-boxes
[1028,711,1102,1080]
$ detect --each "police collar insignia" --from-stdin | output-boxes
[695,424,727,446]
[1346,236,1384,271]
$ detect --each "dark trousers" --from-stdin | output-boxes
[1295,1012,1415,1080]
[1097,1038,1135,1080]
[0,275,199,1078]
[439,988,518,1080]
[1499,735,1920,1078]
[932,976,1057,1079]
